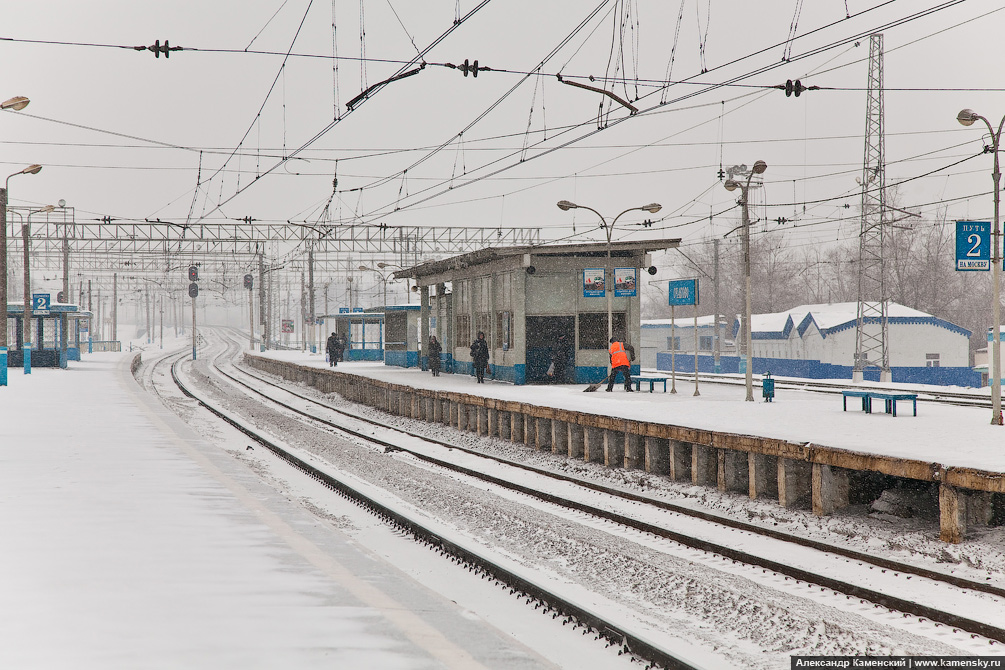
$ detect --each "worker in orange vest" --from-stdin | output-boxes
[606,337,635,392]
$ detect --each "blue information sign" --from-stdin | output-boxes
[956,220,991,271]
[668,279,699,306]
[32,293,51,313]
[351,307,364,313]
[338,307,350,314]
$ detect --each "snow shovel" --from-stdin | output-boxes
[583,374,610,392]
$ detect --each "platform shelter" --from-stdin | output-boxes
[396,239,680,385]
[5,302,91,368]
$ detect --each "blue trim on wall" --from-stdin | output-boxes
[346,349,384,362]
[731,313,973,341]
[384,350,419,368]
[655,352,981,387]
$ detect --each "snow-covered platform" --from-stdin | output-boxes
[249,351,1005,544]
[0,354,562,669]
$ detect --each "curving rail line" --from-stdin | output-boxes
[160,332,1005,665]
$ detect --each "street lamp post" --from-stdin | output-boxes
[724,160,767,402]
[557,200,662,342]
[359,265,391,310]
[0,96,32,385]
[958,109,1005,425]
[21,204,55,374]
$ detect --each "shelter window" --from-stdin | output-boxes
[496,311,511,350]
[475,312,491,340]
[456,314,471,348]
[578,312,626,350]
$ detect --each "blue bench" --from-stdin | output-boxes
[634,376,669,393]
[842,390,917,417]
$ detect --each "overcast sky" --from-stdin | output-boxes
[3,0,1005,266]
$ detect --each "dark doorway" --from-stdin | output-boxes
[526,316,575,384]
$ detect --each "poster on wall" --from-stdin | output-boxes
[614,268,637,297]
[583,268,605,297]
[281,319,295,333]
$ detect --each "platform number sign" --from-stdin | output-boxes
[32,293,51,313]
[668,279,699,306]
[956,220,991,271]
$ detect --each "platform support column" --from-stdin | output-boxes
[551,420,567,455]
[498,411,511,439]
[812,463,850,516]
[603,430,624,468]
[480,405,492,437]
[778,458,811,508]
[718,449,749,493]
[669,440,692,481]
[568,424,584,459]
[748,454,778,499]
[691,444,716,486]
[939,484,966,544]
[584,427,604,463]
[510,412,523,444]
[487,408,497,437]
[624,433,643,470]
[536,418,551,450]
[523,414,535,447]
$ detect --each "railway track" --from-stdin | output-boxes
[153,330,1005,665]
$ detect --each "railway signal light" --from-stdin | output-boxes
[243,274,253,290]
[188,282,199,298]
[188,265,199,281]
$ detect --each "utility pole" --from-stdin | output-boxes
[713,238,721,374]
[112,273,117,342]
[308,244,316,353]
[853,33,891,383]
[258,248,266,350]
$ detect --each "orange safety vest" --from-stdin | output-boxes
[609,341,630,368]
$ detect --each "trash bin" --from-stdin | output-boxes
[762,372,775,403]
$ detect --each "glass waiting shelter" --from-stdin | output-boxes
[5,302,91,368]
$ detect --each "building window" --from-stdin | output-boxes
[456,314,471,348]
[926,353,940,368]
[699,335,712,351]
[578,312,626,350]
[496,311,511,350]
[667,336,680,351]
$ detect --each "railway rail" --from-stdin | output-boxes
[151,330,1005,665]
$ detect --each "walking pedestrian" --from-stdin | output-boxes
[326,332,338,367]
[428,335,442,377]
[470,331,489,383]
[606,336,635,392]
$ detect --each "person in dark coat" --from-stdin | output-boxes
[325,332,338,367]
[469,331,489,383]
[334,334,346,362]
[428,335,442,376]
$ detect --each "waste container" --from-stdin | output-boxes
[762,372,775,402]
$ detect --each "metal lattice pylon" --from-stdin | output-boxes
[853,34,891,383]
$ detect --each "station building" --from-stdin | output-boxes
[652,301,979,387]
[396,239,681,385]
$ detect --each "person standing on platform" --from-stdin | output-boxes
[428,335,442,377]
[334,334,346,363]
[326,332,338,367]
[470,331,489,383]
[606,336,634,392]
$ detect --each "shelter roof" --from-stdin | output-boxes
[393,239,681,281]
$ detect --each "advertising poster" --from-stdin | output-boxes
[614,268,637,297]
[583,268,605,297]
[281,319,295,333]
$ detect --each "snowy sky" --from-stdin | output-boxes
[3,0,1005,262]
